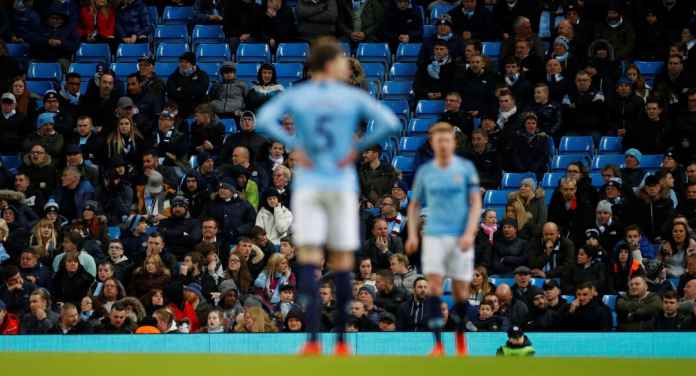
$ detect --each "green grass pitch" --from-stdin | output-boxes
[3,353,695,375]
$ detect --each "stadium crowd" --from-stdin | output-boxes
[1,0,696,335]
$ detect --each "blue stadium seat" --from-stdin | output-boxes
[407,118,435,135]
[156,42,190,63]
[154,24,188,45]
[482,41,502,59]
[441,294,454,308]
[483,190,509,206]
[591,154,624,171]
[27,62,62,82]
[362,62,386,82]
[381,80,413,100]
[399,136,428,154]
[381,99,410,125]
[530,278,544,288]
[6,43,29,57]
[276,43,310,63]
[551,154,590,171]
[221,118,238,134]
[442,278,452,294]
[195,43,232,63]
[430,4,455,24]
[198,62,221,82]
[68,63,97,81]
[415,100,445,118]
[423,25,436,39]
[26,81,55,95]
[367,81,379,97]
[274,63,304,81]
[147,6,159,24]
[356,43,391,67]
[236,63,261,82]
[111,62,139,81]
[501,172,536,189]
[116,43,150,63]
[389,62,417,81]
[339,42,352,56]
[395,43,422,63]
[74,43,111,64]
[599,136,623,154]
[589,173,604,187]
[488,277,514,287]
[192,24,226,46]
[189,155,198,169]
[236,43,271,63]
[79,81,89,95]
[602,294,617,310]
[634,61,664,79]
[107,226,121,240]
[559,136,594,155]
[1,154,21,174]
[541,172,564,188]
[162,6,193,24]
[562,295,575,303]
[641,154,663,170]
[392,155,415,174]
[155,62,178,78]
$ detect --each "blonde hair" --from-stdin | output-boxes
[428,122,454,136]
[138,254,171,277]
[263,253,287,275]
[0,219,8,242]
[234,306,277,333]
[29,219,57,258]
[107,116,143,157]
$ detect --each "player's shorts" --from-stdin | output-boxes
[291,190,359,251]
[422,235,475,282]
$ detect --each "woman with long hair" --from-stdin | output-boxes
[254,253,295,305]
[659,221,696,279]
[29,218,60,263]
[78,0,117,53]
[625,63,652,101]
[52,252,95,306]
[129,254,172,298]
[468,266,494,306]
[219,253,253,295]
[105,116,145,167]
[245,63,284,112]
[508,177,548,230]
[10,76,38,119]
[233,306,277,333]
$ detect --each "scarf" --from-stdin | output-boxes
[59,89,79,105]
[269,155,284,169]
[480,223,497,243]
[180,66,196,77]
[554,51,569,63]
[505,74,519,87]
[565,196,577,210]
[607,17,623,29]
[2,110,16,119]
[547,73,563,82]
[496,106,517,128]
[427,56,450,80]
[437,32,453,41]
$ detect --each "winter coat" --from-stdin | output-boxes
[375,286,410,317]
[562,298,613,331]
[255,206,293,246]
[615,292,662,331]
[358,161,398,205]
[52,265,95,306]
[18,154,57,195]
[158,216,202,259]
[52,251,97,278]
[563,261,607,295]
[626,189,675,243]
[223,0,258,37]
[527,236,575,279]
[296,0,338,40]
[95,181,134,225]
[493,235,529,275]
[0,112,32,154]
[19,310,59,334]
[393,267,420,293]
[360,236,404,271]
[115,0,151,38]
[22,131,64,159]
[509,132,549,178]
[413,58,456,100]
[188,117,226,156]
[0,313,20,335]
[384,2,422,45]
[166,67,210,117]
[192,0,224,25]
[448,4,497,41]
[129,269,171,299]
[508,189,547,230]
[396,296,428,331]
[52,179,96,221]
[12,7,41,41]
[25,7,79,61]
[526,101,561,137]
[594,20,635,60]
[245,83,284,113]
[562,88,607,135]
[78,6,116,39]
[220,129,270,163]
[463,147,501,190]
[203,194,257,245]
[254,3,297,43]
[210,76,248,114]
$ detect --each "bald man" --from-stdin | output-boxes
[495,284,529,327]
[528,222,575,278]
[222,145,270,192]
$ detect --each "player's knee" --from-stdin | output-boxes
[328,251,354,272]
[297,246,324,265]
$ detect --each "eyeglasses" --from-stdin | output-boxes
[30,150,45,155]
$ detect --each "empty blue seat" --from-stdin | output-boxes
[362,62,386,81]
[395,43,422,63]
[156,42,189,63]
[602,294,617,310]
[236,43,271,63]
[482,41,502,58]
[339,42,352,56]
[381,80,413,100]
[367,80,379,97]
[74,43,111,64]
[599,136,623,154]
[389,62,417,81]
[559,136,594,155]
[26,81,55,95]
[356,43,391,67]
[27,62,62,82]
[197,62,221,81]
[1,154,21,174]
[236,62,261,82]
[634,61,664,78]
[155,62,178,77]
[407,118,435,135]
[6,43,29,57]
[641,154,663,170]
[154,24,188,45]
[488,277,514,287]
[116,43,150,63]
[162,6,193,24]
[68,63,97,81]
[274,63,304,81]
[399,136,428,154]
[276,43,310,63]
[392,155,415,173]
[530,278,544,288]
[147,6,159,24]
[591,154,624,171]
[483,190,509,206]
[562,295,575,303]
[192,24,226,46]
[589,172,604,187]
[382,99,410,124]
[195,43,231,63]
[415,100,445,118]
[541,172,564,188]
[501,172,536,189]
[221,118,238,134]
[110,62,139,81]
[423,25,436,39]
[551,154,590,171]
[430,4,455,24]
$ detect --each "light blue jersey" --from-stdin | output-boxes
[256,80,400,192]
[412,156,480,236]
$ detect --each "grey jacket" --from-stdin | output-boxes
[210,63,248,114]
[297,0,338,40]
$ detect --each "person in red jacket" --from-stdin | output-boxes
[78,0,117,53]
[0,299,20,335]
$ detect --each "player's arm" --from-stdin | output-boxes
[461,168,482,250]
[405,199,421,255]
[255,93,295,149]
[355,93,401,151]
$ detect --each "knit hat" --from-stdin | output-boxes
[379,311,396,323]
[585,228,600,240]
[43,90,59,101]
[36,112,55,129]
[64,144,82,155]
[501,218,518,228]
[183,283,204,300]
[617,76,632,86]
[520,177,537,191]
[605,177,622,189]
[219,177,236,192]
[553,36,570,50]
[358,285,376,300]
[83,200,100,213]
[171,196,189,208]
[44,200,59,214]
[117,96,135,109]
[219,280,239,296]
[596,200,612,214]
[145,171,163,194]
[179,52,196,65]
[392,180,409,193]
[1,93,16,103]
[624,148,642,164]
[197,151,213,164]
[644,174,660,187]
[437,15,453,28]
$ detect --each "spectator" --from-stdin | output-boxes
[438,92,473,137]
[544,58,569,103]
[548,177,595,245]
[254,0,296,49]
[52,167,95,222]
[374,269,409,316]
[52,252,94,306]
[622,97,667,155]
[608,243,644,294]
[234,305,277,333]
[510,266,542,308]
[255,188,293,246]
[528,222,574,279]
[389,254,418,293]
[396,276,429,331]
[159,196,202,260]
[658,222,696,279]
[23,112,64,159]
[115,0,151,44]
[96,301,134,333]
[356,257,376,284]
[0,93,31,154]
[152,110,189,168]
[18,247,52,289]
[359,145,398,205]
[670,89,696,164]
[500,16,545,62]
[627,175,675,243]
[105,116,146,168]
[472,300,503,331]
[192,0,224,25]
[593,5,635,60]
[19,288,58,334]
[210,62,248,117]
[378,195,405,236]
[223,0,259,53]
[78,0,117,52]
[79,71,120,134]
[561,282,612,331]
[495,283,528,327]
[166,53,210,119]
[419,16,465,64]
[509,113,549,179]
[648,291,690,331]
[10,78,38,122]
[492,218,528,276]
[543,279,568,314]
[254,253,295,305]
[624,64,652,102]
[360,217,404,271]
[126,73,162,126]
[203,179,257,246]
[448,0,496,41]
[137,55,166,104]
[129,254,172,299]
[562,71,607,142]
[0,298,19,334]
[609,77,645,136]
[679,182,696,228]
[245,64,284,113]
[564,245,607,294]
[414,40,455,101]
[463,130,500,190]
[296,0,338,41]
[457,55,498,120]
[10,0,41,43]
[383,0,422,51]
[220,110,269,163]
[615,275,662,331]
[25,5,79,64]
[680,278,696,315]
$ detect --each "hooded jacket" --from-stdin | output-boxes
[203,193,257,245]
[115,0,151,39]
[52,263,95,306]
[19,154,58,195]
[210,62,248,114]
[25,5,79,61]
[296,0,338,40]
[255,191,293,246]
[166,66,210,117]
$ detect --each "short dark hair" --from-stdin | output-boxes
[625,224,641,235]
[2,265,20,282]
[376,269,394,283]
[111,301,128,312]
[576,281,594,291]
[127,73,141,82]
[148,232,163,240]
[662,290,678,300]
[645,96,662,107]
[66,72,81,81]
[306,37,344,73]
[248,226,267,239]
[413,276,428,288]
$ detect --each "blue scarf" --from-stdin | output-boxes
[427,56,450,80]
[438,32,453,41]
[60,89,80,105]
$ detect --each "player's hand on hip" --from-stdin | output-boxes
[294,149,314,168]
[459,233,475,251]
[405,236,419,255]
[338,148,358,168]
